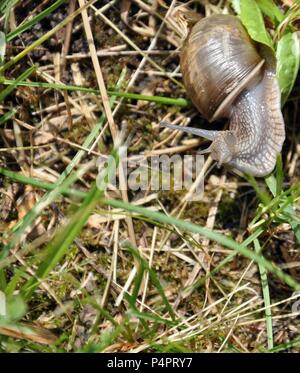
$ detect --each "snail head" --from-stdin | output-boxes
[160,122,237,167]
[206,131,237,167]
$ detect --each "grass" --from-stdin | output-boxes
[0,79,191,107]
[0,0,300,353]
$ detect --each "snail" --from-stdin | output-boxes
[161,14,285,177]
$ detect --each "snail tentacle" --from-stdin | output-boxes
[159,122,218,141]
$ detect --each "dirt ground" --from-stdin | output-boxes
[0,0,300,352]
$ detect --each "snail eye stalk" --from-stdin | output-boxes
[159,122,218,141]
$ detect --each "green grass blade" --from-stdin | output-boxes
[270,338,300,352]
[0,31,6,65]
[254,239,273,350]
[21,143,120,299]
[128,309,176,327]
[0,0,97,74]
[6,0,66,42]
[0,166,86,199]
[2,166,300,291]
[244,174,272,206]
[1,68,126,257]
[0,0,19,14]
[21,184,102,300]
[0,79,190,107]
[1,163,92,260]
[275,155,284,196]
[0,109,16,125]
[103,198,300,292]
[183,227,265,295]
[123,241,177,321]
[0,65,36,102]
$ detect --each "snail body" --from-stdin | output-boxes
[161,15,285,177]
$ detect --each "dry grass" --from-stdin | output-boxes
[0,0,300,352]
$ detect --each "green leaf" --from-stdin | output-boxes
[276,32,300,104]
[256,0,284,24]
[275,155,284,196]
[265,175,277,197]
[231,0,241,15]
[265,156,284,197]
[290,220,300,244]
[240,0,274,49]
[282,204,300,244]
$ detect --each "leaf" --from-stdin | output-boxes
[240,0,274,49]
[275,155,284,197]
[276,32,300,104]
[265,175,277,197]
[290,220,300,244]
[266,155,284,197]
[231,0,241,15]
[282,204,300,244]
[256,0,284,24]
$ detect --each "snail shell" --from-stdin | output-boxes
[161,14,285,177]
